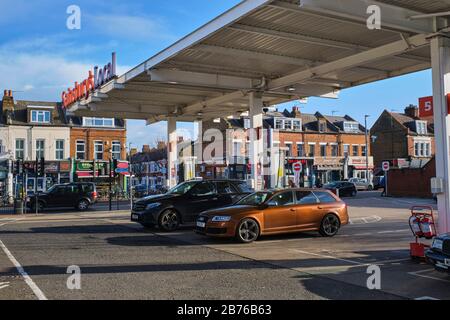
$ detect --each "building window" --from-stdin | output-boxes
[94,141,104,160]
[285,143,293,157]
[320,144,327,157]
[319,122,326,133]
[297,143,304,157]
[55,140,65,160]
[331,144,338,157]
[31,110,51,123]
[415,142,431,157]
[15,139,25,159]
[112,141,121,160]
[343,144,350,157]
[361,145,367,157]
[284,120,293,131]
[343,122,359,133]
[36,139,45,160]
[352,145,359,156]
[309,144,315,157]
[416,121,428,135]
[83,117,115,128]
[275,119,283,130]
[293,120,302,131]
[76,141,86,160]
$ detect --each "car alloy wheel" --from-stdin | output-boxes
[159,210,180,232]
[236,219,259,243]
[77,200,89,211]
[320,214,341,237]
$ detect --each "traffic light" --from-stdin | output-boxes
[40,157,45,176]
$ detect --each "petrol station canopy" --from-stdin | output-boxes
[67,0,449,123]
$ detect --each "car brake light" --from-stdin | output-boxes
[92,191,98,198]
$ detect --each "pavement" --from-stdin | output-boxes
[0,191,448,300]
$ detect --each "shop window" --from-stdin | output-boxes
[331,144,338,157]
[16,139,25,160]
[112,141,121,160]
[297,143,304,157]
[94,141,104,160]
[320,144,327,157]
[55,140,64,160]
[36,139,45,160]
[76,141,86,160]
[309,144,315,157]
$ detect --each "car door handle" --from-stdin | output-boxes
[318,206,324,210]
[290,208,296,212]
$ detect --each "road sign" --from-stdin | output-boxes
[293,162,303,173]
[382,161,390,172]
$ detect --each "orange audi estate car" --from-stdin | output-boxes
[195,189,349,243]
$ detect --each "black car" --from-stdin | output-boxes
[27,183,98,212]
[426,234,450,273]
[323,181,357,197]
[131,179,253,231]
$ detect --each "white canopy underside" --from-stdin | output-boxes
[68,0,450,123]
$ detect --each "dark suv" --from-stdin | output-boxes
[131,179,253,231]
[27,183,98,212]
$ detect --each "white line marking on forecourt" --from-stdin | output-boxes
[0,239,47,300]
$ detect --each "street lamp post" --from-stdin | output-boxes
[364,115,370,183]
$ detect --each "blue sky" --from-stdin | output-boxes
[0,0,433,149]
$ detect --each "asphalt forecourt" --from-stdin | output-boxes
[0,192,447,301]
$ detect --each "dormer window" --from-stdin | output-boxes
[416,121,428,135]
[274,118,302,132]
[31,110,51,123]
[343,122,359,133]
[83,117,115,127]
[319,122,326,133]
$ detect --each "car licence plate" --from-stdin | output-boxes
[132,214,139,221]
[196,222,206,228]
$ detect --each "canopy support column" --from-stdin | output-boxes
[249,92,264,190]
[431,35,450,234]
[167,118,178,188]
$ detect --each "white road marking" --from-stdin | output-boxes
[0,282,10,290]
[408,268,450,283]
[0,239,47,300]
[415,296,440,300]
[349,215,382,225]
[0,218,24,227]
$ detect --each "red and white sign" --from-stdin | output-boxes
[418,95,450,117]
[382,161,390,172]
[293,162,303,173]
[62,52,117,107]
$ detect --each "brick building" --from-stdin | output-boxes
[371,105,435,171]
[200,107,373,187]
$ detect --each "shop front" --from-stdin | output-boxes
[313,157,345,185]
[285,158,314,188]
[348,156,374,181]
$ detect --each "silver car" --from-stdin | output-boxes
[348,178,374,191]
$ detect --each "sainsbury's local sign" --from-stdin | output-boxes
[62,52,117,107]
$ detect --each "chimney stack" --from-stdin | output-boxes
[292,106,302,118]
[2,89,14,113]
[404,104,419,119]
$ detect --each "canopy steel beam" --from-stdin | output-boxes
[148,68,257,90]
[299,0,435,34]
[268,33,428,90]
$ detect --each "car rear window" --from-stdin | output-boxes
[314,192,337,204]
[235,182,253,193]
[296,191,319,205]
[80,184,94,193]
[216,182,236,194]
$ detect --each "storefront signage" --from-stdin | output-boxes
[61,52,117,107]
[418,95,450,118]
[348,157,374,169]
